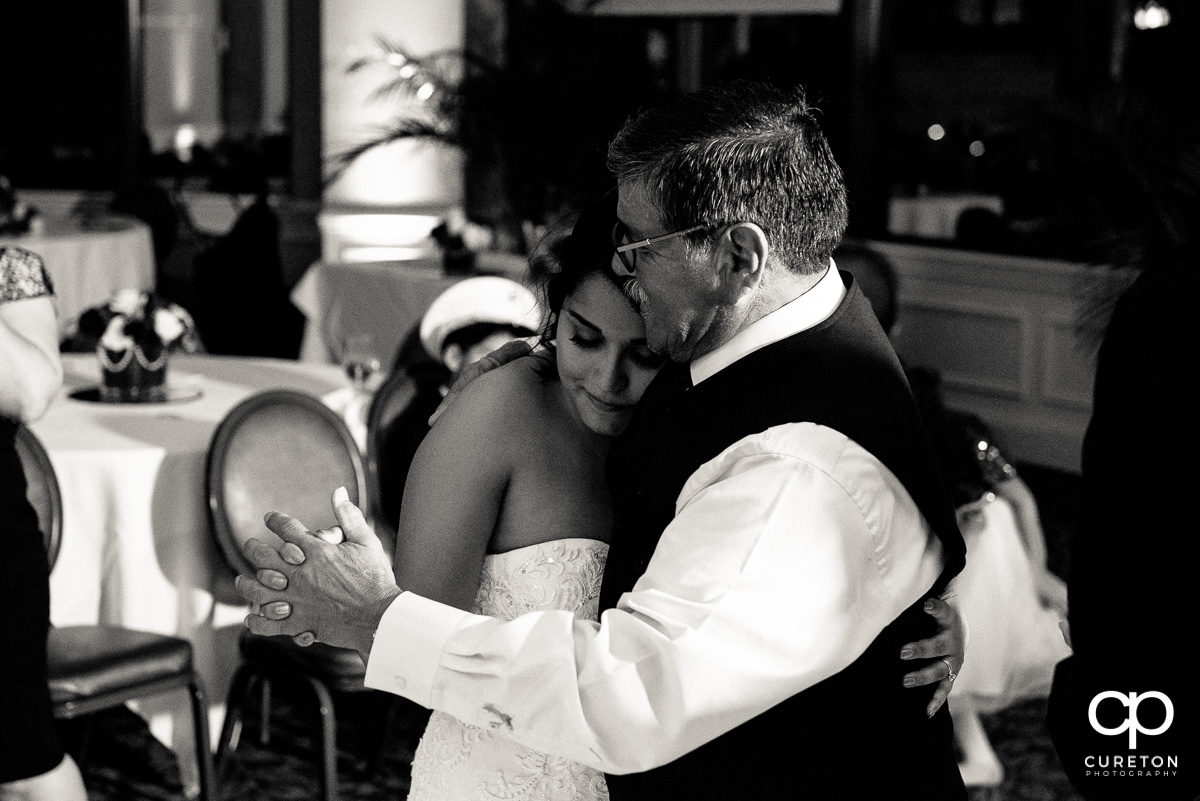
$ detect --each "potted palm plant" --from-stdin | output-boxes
[325,37,529,254]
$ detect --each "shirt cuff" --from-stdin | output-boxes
[363,591,473,706]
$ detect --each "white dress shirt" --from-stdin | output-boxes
[365,263,945,774]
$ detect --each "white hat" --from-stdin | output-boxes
[419,276,543,360]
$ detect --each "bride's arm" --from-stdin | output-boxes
[391,363,520,610]
[391,357,549,606]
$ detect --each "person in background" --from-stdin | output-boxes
[238,81,968,799]
[1047,238,1200,801]
[0,247,87,801]
[908,366,1072,786]
[840,240,1072,787]
[374,275,541,533]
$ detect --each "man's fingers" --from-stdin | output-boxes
[235,574,281,605]
[242,537,293,572]
[263,510,318,546]
[280,542,306,565]
[331,487,377,548]
[292,632,316,647]
[255,568,288,591]
[236,575,297,621]
[244,612,298,638]
[315,525,345,545]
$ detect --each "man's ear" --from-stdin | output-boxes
[715,222,769,296]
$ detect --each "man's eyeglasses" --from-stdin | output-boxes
[612,221,708,273]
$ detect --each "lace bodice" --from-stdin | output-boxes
[409,538,610,801]
[472,538,607,620]
[0,247,53,303]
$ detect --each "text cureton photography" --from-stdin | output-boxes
[1082,691,1181,782]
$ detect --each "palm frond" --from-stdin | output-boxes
[324,119,463,186]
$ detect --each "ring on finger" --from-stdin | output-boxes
[940,658,957,682]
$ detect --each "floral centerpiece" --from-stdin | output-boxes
[76,289,200,402]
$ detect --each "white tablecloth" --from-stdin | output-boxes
[0,215,156,336]
[33,352,352,790]
[291,253,530,366]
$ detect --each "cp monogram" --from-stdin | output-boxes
[1089,691,1174,749]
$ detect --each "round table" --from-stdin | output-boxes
[0,215,155,336]
[290,252,530,365]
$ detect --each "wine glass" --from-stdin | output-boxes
[341,333,381,392]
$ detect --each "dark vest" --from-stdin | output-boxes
[602,274,966,800]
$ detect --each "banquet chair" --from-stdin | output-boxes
[364,358,447,541]
[206,389,393,801]
[364,367,415,548]
[834,239,899,334]
[14,424,215,801]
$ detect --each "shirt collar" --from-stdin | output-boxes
[689,258,845,385]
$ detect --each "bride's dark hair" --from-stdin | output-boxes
[528,192,630,355]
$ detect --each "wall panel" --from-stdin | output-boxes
[866,240,1095,473]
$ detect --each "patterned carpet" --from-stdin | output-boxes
[70,693,1085,801]
[69,465,1085,801]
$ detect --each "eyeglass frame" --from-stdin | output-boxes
[612,221,709,273]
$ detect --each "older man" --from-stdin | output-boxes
[238,81,967,799]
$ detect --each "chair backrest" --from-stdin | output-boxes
[365,368,424,490]
[834,240,899,335]
[206,389,368,578]
[363,321,453,556]
[364,360,449,537]
[14,424,63,569]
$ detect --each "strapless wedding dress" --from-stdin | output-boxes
[408,538,610,801]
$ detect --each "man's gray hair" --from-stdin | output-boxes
[607,81,848,276]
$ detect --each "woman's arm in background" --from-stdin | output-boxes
[0,248,62,422]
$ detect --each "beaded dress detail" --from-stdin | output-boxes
[408,538,610,801]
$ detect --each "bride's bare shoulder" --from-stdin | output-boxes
[436,353,562,435]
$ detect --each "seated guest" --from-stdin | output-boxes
[908,367,1071,785]
[1,247,87,801]
[375,276,541,532]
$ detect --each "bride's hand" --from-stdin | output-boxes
[899,594,968,718]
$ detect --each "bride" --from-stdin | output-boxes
[398,198,661,800]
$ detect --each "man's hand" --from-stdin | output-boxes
[236,486,401,660]
[899,595,968,718]
[428,338,533,426]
